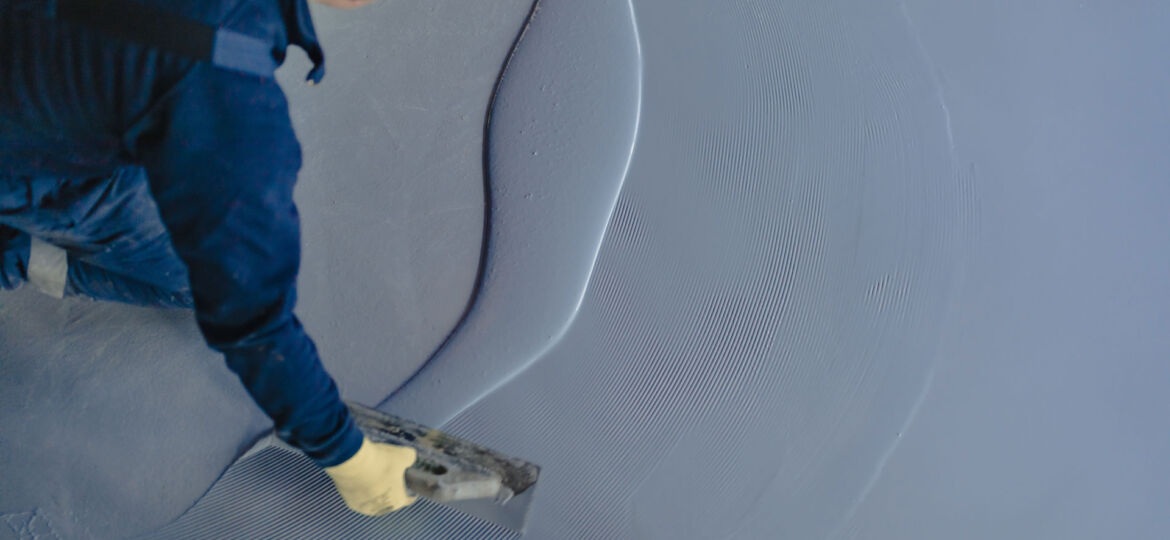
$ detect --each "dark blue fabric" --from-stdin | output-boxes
[0,225,28,290]
[0,0,362,467]
[0,169,194,307]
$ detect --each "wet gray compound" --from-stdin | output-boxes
[5,0,1170,538]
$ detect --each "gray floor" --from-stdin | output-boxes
[285,0,524,408]
[5,0,1170,539]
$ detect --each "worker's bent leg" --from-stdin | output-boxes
[32,167,193,295]
[0,169,192,306]
[0,224,191,307]
[66,254,194,308]
[76,169,191,293]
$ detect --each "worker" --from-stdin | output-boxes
[0,0,417,516]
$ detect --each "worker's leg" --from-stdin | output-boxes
[53,167,194,307]
[64,257,193,307]
[0,170,193,307]
[0,226,190,307]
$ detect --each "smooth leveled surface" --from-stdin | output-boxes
[283,0,530,408]
[0,292,268,539]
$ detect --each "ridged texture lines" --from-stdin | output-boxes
[146,0,974,537]
[139,447,518,540]
[444,0,973,538]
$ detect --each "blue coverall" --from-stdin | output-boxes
[0,0,363,467]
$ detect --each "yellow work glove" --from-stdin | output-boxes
[324,437,419,516]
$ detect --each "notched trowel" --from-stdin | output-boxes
[346,402,541,534]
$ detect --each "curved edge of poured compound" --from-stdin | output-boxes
[381,0,644,426]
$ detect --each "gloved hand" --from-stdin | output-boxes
[325,437,419,516]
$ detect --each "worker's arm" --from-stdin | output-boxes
[130,61,413,514]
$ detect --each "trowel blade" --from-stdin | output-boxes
[441,483,538,534]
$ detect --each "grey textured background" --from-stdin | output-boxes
[5,0,1170,538]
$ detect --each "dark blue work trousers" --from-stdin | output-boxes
[0,167,193,307]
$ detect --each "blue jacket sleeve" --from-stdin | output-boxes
[129,63,363,467]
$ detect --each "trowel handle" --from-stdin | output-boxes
[344,402,526,504]
[404,458,504,503]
